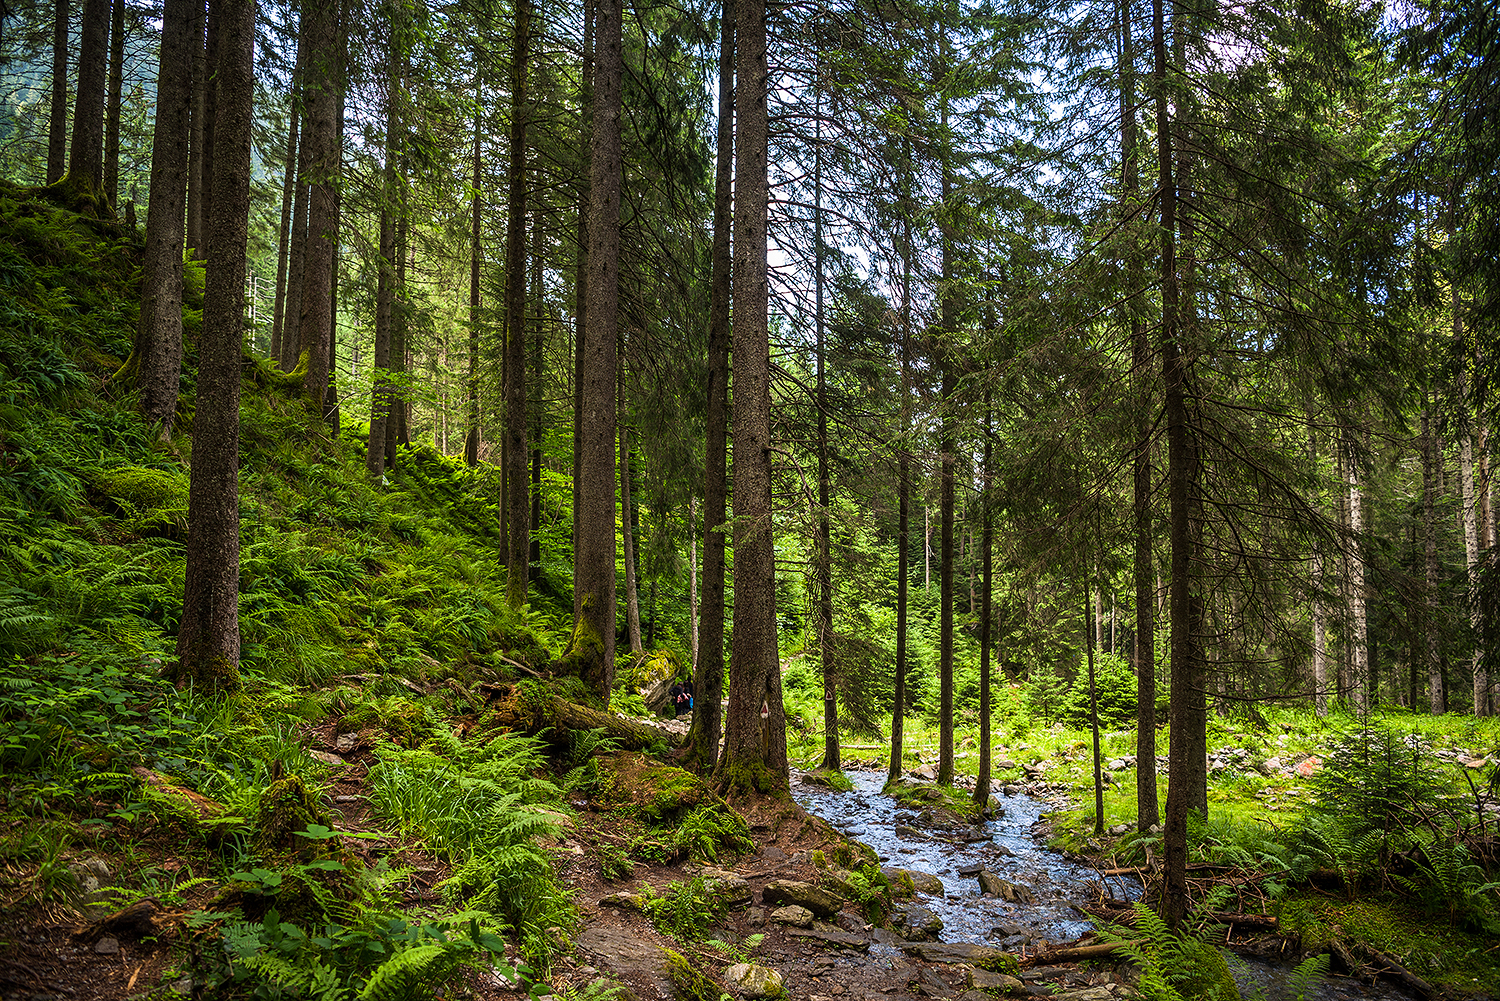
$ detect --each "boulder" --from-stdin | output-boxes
[771,904,813,927]
[700,867,752,908]
[890,901,943,941]
[762,878,844,917]
[902,941,1016,968]
[976,869,1037,904]
[965,967,1025,994]
[884,867,944,896]
[598,891,648,912]
[723,963,784,998]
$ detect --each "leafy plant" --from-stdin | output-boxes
[1093,902,1240,1001]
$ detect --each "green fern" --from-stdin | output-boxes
[356,942,468,1001]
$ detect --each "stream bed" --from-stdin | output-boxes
[791,769,1419,1001]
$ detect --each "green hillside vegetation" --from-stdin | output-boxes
[3,189,1500,997]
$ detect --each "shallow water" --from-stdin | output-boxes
[791,769,1417,1001]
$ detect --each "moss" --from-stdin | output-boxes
[252,774,336,861]
[640,765,712,821]
[662,948,727,1001]
[164,651,242,694]
[717,759,791,797]
[803,768,854,792]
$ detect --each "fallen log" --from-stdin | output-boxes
[1022,940,1138,965]
[1329,939,1446,1000]
[1077,903,1278,930]
[480,683,684,749]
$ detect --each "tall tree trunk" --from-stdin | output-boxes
[973,390,993,809]
[389,217,411,455]
[367,14,401,481]
[465,68,483,467]
[185,0,205,255]
[888,139,912,789]
[1310,423,1329,716]
[504,0,532,608]
[1125,0,1160,824]
[1086,582,1104,835]
[936,83,956,787]
[270,101,300,366]
[1463,418,1486,715]
[1155,0,1204,928]
[173,0,253,694]
[689,0,732,774]
[103,0,123,208]
[1423,403,1445,713]
[572,0,594,597]
[135,0,194,432]
[68,0,108,197]
[48,0,68,184]
[199,4,219,239]
[568,0,622,704]
[297,0,339,422]
[718,0,787,793]
[814,63,837,772]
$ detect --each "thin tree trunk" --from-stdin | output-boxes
[621,382,643,654]
[530,210,544,582]
[367,14,401,481]
[973,390,993,809]
[135,0,193,432]
[1424,403,1444,713]
[173,0,253,694]
[888,137,912,790]
[568,0,622,704]
[388,217,410,456]
[103,0,123,208]
[689,0,732,774]
[1310,423,1329,716]
[270,101,299,366]
[1349,442,1368,714]
[572,0,594,599]
[325,37,346,435]
[814,59,837,772]
[688,496,699,673]
[48,0,68,184]
[504,0,532,608]
[718,0,787,792]
[185,0,205,255]
[1463,420,1486,715]
[1086,583,1104,836]
[936,81,956,787]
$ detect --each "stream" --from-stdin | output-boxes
[791,769,1419,1001]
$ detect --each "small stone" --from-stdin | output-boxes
[334,733,359,752]
[93,936,120,955]
[169,979,194,997]
[1108,823,1132,836]
[309,750,345,766]
[771,904,814,927]
[598,892,647,911]
[334,794,361,803]
[723,963,784,998]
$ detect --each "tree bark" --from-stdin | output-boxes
[688,0,732,775]
[270,99,299,367]
[185,0,205,255]
[67,0,108,197]
[1310,423,1329,716]
[936,102,956,786]
[572,0,594,600]
[135,0,194,432]
[103,0,123,208]
[297,0,340,422]
[173,0,253,694]
[888,138,912,790]
[465,63,483,468]
[504,0,532,608]
[718,0,788,794]
[569,0,623,704]
[48,0,68,184]
[1423,403,1444,713]
[367,16,401,481]
[814,66,837,772]
[530,210,544,582]
[621,390,643,654]
[973,390,993,809]
[1348,441,1368,714]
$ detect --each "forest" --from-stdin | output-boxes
[0,0,1498,997]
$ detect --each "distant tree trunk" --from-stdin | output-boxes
[530,211,544,582]
[173,0,253,694]
[887,140,912,790]
[367,18,401,481]
[103,0,123,208]
[185,0,205,255]
[297,0,339,422]
[718,0,788,794]
[1423,403,1445,713]
[936,92,956,786]
[973,391,993,809]
[814,75,837,772]
[572,0,594,593]
[1310,423,1329,716]
[621,383,643,654]
[269,102,299,366]
[324,37,346,436]
[48,0,68,183]
[688,0,731,775]
[135,0,194,432]
[688,495,700,671]
[504,0,532,608]
[198,3,219,238]
[567,0,622,704]
[465,68,482,468]
[1086,583,1104,835]
[1348,442,1368,714]
[388,218,411,454]
[67,0,108,197]
[1463,417,1486,715]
